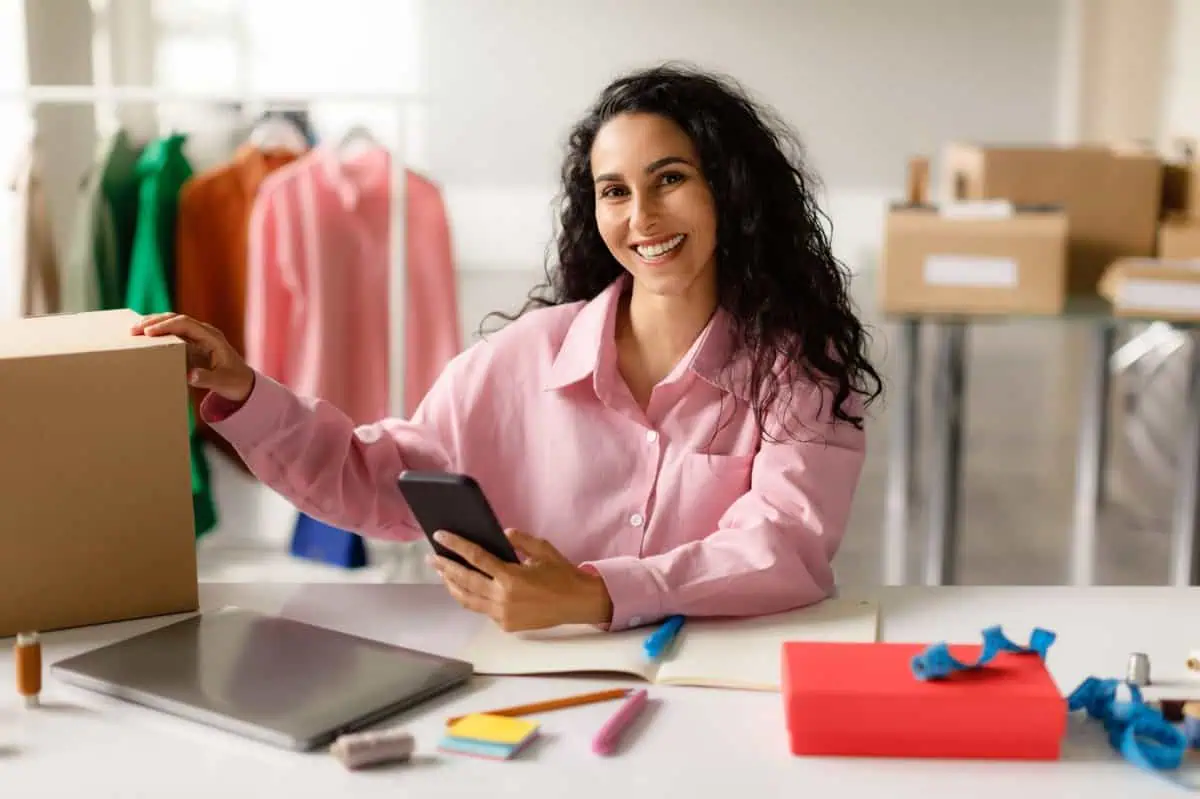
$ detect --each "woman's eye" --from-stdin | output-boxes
[600,185,628,198]
[660,172,685,186]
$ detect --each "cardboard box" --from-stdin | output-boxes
[940,144,1163,294]
[1162,137,1198,221]
[0,309,199,637]
[1099,257,1200,322]
[782,641,1066,760]
[880,205,1069,315]
[1161,162,1197,220]
[1159,220,1200,261]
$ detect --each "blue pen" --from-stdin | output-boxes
[642,615,685,660]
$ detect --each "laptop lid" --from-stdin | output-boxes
[50,607,473,751]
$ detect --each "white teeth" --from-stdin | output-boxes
[635,234,684,259]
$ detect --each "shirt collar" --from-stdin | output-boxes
[314,144,390,210]
[233,144,301,198]
[542,275,750,401]
[135,132,187,177]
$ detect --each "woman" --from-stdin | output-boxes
[134,63,882,633]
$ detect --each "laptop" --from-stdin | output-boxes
[51,607,474,751]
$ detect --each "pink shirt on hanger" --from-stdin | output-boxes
[204,274,868,631]
[245,144,461,424]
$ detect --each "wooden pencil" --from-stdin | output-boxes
[446,687,630,725]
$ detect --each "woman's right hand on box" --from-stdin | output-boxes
[131,313,255,404]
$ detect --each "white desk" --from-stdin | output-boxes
[3,582,1200,798]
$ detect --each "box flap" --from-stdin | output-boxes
[0,309,182,359]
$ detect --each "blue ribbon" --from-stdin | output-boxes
[911,625,1056,680]
[911,626,1194,785]
[1067,677,1188,775]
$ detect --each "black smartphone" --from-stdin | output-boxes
[396,471,520,576]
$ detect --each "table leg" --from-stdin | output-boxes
[924,321,967,586]
[1069,321,1115,586]
[883,318,920,585]
[1169,333,1200,586]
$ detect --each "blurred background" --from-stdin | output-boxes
[1,0,1197,588]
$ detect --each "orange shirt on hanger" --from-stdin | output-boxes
[175,144,302,473]
[175,144,302,355]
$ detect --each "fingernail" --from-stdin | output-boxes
[433,531,446,543]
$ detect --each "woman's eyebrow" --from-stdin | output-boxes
[594,155,694,184]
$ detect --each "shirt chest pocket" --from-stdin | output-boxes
[673,452,756,534]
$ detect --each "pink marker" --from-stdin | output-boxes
[591,688,649,755]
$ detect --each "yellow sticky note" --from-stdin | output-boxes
[447,713,539,745]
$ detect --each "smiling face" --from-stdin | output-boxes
[590,112,718,302]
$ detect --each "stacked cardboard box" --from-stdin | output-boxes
[880,144,1164,316]
[1159,222,1200,262]
[1160,139,1200,264]
[1100,258,1200,321]
[1162,138,1200,223]
[1098,139,1200,321]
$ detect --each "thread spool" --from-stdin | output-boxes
[330,728,414,770]
[1184,702,1200,748]
[15,632,42,708]
[1126,652,1151,686]
[1163,700,1187,723]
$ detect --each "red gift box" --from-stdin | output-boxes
[782,641,1067,760]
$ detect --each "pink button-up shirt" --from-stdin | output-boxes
[245,144,461,423]
[203,275,867,630]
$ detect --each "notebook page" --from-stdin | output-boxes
[656,598,880,691]
[460,621,658,681]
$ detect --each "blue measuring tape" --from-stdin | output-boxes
[1067,677,1187,773]
[911,625,1056,680]
[911,627,1192,784]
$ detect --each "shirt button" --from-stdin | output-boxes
[630,513,644,527]
[645,429,658,443]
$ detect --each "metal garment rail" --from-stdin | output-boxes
[0,84,427,420]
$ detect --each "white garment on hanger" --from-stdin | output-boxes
[5,141,60,320]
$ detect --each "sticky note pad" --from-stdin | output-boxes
[437,734,537,761]
[446,713,539,746]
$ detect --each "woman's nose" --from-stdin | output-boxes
[630,193,661,232]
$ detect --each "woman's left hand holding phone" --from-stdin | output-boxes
[429,529,613,631]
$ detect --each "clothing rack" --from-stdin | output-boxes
[1,84,427,419]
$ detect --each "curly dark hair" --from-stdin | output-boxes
[487,62,882,437]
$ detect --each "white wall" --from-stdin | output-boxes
[425,0,1067,276]
[1076,0,1173,145]
[1163,0,1200,141]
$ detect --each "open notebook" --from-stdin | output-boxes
[460,597,879,692]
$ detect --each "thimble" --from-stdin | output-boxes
[1126,652,1151,686]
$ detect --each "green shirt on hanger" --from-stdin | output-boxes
[126,133,217,539]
